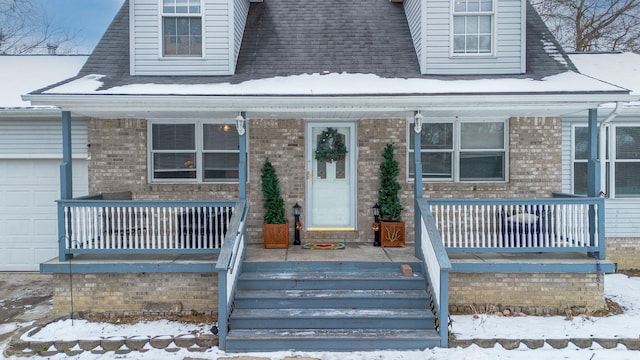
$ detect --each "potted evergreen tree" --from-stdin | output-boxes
[261,159,289,248]
[378,143,405,247]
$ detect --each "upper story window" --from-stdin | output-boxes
[162,0,203,57]
[150,122,242,183]
[573,124,640,197]
[452,0,494,55]
[408,120,507,182]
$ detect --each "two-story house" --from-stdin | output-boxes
[24,0,637,352]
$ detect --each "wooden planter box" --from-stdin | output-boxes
[380,221,405,247]
[263,223,289,249]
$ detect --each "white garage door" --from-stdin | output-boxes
[0,159,88,271]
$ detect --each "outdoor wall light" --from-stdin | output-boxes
[414,110,424,133]
[235,112,246,135]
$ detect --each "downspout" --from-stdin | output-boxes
[598,102,623,196]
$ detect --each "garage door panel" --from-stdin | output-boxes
[6,191,30,208]
[34,219,57,235]
[6,248,32,265]
[34,248,57,262]
[34,190,58,208]
[7,219,31,235]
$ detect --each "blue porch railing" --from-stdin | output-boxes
[426,197,606,259]
[415,199,452,348]
[214,200,249,351]
[57,195,237,259]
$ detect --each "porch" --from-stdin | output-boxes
[42,193,615,351]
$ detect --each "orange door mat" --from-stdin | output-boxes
[301,242,346,250]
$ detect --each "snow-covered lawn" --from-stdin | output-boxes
[2,274,640,359]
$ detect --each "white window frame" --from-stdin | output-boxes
[451,0,495,56]
[572,123,640,198]
[148,120,245,184]
[160,0,204,58]
[407,119,508,182]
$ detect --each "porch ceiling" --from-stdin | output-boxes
[23,92,638,121]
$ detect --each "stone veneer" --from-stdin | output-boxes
[449,272,606,315]
[52,273,217,314]
[87,116,563,244]
[607,237,640,270]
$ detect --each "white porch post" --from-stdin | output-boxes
[58,110,73,260]
[586,108,600,197]
[413,111,423,257]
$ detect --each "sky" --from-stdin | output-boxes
[3,273,640,359]
[33,0,125,54]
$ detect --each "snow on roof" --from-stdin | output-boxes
[0,55,88,109]
[44,70,626,96]
[569,52,640,95]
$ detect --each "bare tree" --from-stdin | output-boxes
[531,0,640,52]
[0,0,74,54]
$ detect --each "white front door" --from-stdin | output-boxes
[305,123,357,230]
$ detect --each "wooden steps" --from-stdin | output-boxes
[224,261,441,352]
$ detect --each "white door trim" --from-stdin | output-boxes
[305,122,357,231]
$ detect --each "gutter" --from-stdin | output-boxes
[22,92,638,117]
[599,101,624,196]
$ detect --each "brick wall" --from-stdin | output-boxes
[88,116,561,244]
[607,237,640,270]
[449,272,606,315]
[245,118,413,243]
[88,118,238,200]
[423,116,562,198]
[52,273,217,315]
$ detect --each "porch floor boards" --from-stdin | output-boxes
[245,242,418,263]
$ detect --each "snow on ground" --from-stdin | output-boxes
[3,274,640,359]
[452,273,640,340]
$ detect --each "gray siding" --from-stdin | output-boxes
[131,0,244,76]
[423,0,524,75]
[0,118,88,158]
[562,116,640,238]
[606,200,640,237]
[404,0,424,73]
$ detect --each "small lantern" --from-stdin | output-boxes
[372,203,380,218]
[414,110,424,133]
[293,202,301,216]
[372,202,381,247]
[293,202,302,245]
[235,112,246,135]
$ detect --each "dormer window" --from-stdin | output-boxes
[452,0,494,55]
[162,0,203,56]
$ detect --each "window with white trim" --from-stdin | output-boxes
[162,0,202,56]
[408,120,507,181]
[573,124,640,197]
[452,0,494,55]
[150,122,242,182]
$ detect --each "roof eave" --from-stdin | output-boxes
[22,92,638,120]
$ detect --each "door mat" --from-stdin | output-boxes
[301,242,346,250]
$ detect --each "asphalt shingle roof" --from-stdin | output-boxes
[73,0,575,90]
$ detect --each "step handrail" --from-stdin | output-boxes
[214,200,249,350]
[416,198,452,347]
